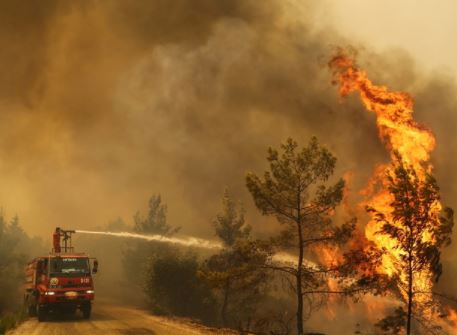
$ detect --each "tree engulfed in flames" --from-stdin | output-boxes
[328,49,455,330]
[328,49,438,281]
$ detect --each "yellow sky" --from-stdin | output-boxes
[320,0,457,74]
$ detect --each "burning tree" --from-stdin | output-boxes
[369,156,453,335]
[246,137,355,335]
[328,49,455,334]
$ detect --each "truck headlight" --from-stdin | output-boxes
[45,291,56,295]
[86,290,94,294]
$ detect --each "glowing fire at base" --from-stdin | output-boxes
[328,49,447,321]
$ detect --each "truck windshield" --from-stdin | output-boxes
[49,257,90,275]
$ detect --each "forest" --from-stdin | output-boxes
[2,135,455,335]
[1,2,457,335]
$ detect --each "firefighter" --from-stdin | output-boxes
[53,227,61,253]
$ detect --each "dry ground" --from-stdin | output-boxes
[7,302,240,335]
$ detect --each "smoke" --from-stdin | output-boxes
[0,0,386,239]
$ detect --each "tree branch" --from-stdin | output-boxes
[301,287,367,296]
[263,264,297,276]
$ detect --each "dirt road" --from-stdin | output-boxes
[7,303,235,335]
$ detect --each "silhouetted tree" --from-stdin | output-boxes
[0,213,21,314]
[200,190,269,329]
[123,195,180,292]
[133,194,180,236]
[246,137,354,335]
[213,190,250,247]
[0,213,45,314]
[369,155,454,335]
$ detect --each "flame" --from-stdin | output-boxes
[328,49,442,310]
[329,50,435,167]
[447,308,457,326]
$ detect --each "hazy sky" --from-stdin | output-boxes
[322,0,457,74]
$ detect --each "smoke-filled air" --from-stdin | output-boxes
[1,1,457,335]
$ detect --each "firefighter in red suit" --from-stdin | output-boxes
[53,227,61,253]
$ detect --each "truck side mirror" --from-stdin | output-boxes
[92,259,98,274]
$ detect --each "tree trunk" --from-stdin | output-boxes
[296,222,304,335]
[406,252,413,335]
[296,272,304,335]
[221,279,230,327]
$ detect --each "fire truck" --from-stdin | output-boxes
[23,228,98,321]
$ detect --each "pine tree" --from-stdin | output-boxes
[369,155,453,335]
[133,194,180,235]
[123,195,180,293]
[246,137,354,335]
[200,190,269,328]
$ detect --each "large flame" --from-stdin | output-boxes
[329,50,436,167]
[328,49,443,318]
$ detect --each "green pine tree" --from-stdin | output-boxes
[246,137,354,335]
[200,190,269,328]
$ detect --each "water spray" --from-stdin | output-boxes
[75,230,298,264]
[75,230,223,250]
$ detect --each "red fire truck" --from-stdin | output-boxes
[24,228,98,321]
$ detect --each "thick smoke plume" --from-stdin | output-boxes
[0,0,383,239]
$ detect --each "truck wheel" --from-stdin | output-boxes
[82,303,91,319]
[28,303,37,317]
[26,296,37,317]
[37,305,47,322]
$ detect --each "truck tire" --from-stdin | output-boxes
[82,303,91,319]
[26,295,37,317]
[37,305,47,322]
[28,303,37,317]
